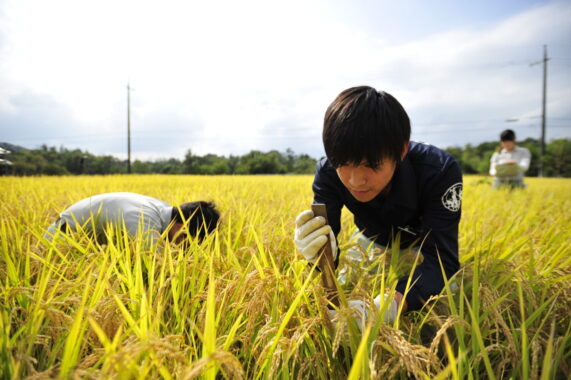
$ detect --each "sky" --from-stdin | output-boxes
[0,0,570,160]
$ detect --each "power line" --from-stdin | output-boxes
[413,125,568,135]
[6,122,569,143]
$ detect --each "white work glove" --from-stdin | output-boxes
[294,210,337,264]
[327,294,399,330]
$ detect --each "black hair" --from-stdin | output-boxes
[323,86,411,169]
[171,201,220,241]
[500,129,516,142]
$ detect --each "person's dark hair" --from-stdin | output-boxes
[171,201,220,241]
[323,86,411,169]
[500,129,516,142]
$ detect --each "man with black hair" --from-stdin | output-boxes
[294,86,462,327]
[489,129,531,189]
[45,192,220,245]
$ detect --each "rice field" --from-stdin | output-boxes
[1,174,570,379]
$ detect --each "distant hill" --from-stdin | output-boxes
[0,142,27,153]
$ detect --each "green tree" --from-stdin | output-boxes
[132,160,151,174]
[183,149,195,174]
[544,139,571,177]
[236,150,287,174]
[293,154,317,174]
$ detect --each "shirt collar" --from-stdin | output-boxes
[160,205,174,232]
[501,146,517,153]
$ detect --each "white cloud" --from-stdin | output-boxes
[1,0,569,158]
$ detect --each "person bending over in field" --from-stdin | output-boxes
[45,192,220,246]
[489,129,531,189]
[294,86,462,328]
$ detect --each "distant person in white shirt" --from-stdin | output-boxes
[489,129,531,189]
[45,192,220,245]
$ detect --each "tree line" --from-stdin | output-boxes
[1,138,569,177]
[0,144,317,176]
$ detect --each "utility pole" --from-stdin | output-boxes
[540,45,548,177]
[531,45,549,177]
[127,83,132,174]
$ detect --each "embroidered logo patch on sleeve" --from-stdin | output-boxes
[441,183,462,212]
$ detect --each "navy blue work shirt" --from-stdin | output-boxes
[312,141,462,311]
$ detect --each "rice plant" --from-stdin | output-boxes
[0,175,569,379]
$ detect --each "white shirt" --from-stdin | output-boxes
[45,192,173,243]
[489,146,531,180]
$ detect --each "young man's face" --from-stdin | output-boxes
[336,160,398,202]
[500,140,516,151]
[168,222,188,245]
[335,143,409,203]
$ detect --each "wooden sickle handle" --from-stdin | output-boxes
[311,203,339,308]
